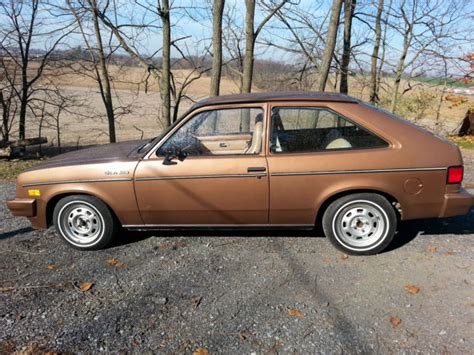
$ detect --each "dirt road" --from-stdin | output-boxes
[1,180,473,353]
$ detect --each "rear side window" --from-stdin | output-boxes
[270,107,388,153]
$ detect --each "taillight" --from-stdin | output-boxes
[447,166,463,184]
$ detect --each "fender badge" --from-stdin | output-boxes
[105,170,129,176]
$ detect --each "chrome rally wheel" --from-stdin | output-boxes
[322,193,397,255]
[334,200,388,249]
[53,195,117,250]
[58,201,104,247]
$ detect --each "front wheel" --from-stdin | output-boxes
[322,193,397,255]
[53,195,117,250]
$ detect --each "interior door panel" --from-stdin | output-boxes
[197,134,252,154]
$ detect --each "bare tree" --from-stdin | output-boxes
[389,0,465,113]
[368,0,384,103]
[375,0,392,103]
[271,3,328,87]
[241,0,289,94]
[210,0,225,96]
[160,0,171,127]
[0,0,72,141]
[91,0,116,142]
[0,61,18,141]
[95,1,209,128]
[94,0,176,127]
[339,0,356,94]
[170,51,209,123]
[67,0,117,143]
[31,87,70,151]
[317,0,343,91]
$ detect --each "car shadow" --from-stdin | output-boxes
[113,207,474,251]
[385,207,474,252]
[113,227,317,248]
[0,227,34,241]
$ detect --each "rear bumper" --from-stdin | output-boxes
[439,188,474,218]
[6,198,37,217]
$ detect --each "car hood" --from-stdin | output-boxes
[26,140,146,172]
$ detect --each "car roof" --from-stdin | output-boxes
[191,91,359,110]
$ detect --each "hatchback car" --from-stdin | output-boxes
[7,92,474,255]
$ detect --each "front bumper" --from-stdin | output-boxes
[439,188,474,218]
[6,198,37,217]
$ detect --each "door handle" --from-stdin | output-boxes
[247,167,266,173]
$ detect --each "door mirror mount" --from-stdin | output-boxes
[162,154,178,165]
[177,150,188,161]
[162,148,188,165]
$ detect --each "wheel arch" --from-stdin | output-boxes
[46,192,121,228]
[315,188,401,228]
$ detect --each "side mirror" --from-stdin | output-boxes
[162,154,178,165]
[162,149,188,165]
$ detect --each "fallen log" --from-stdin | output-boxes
[0,137,48,149]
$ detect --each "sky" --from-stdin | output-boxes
[101,0,474,76]
[2,0,473,77]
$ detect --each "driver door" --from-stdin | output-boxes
[133,104,269,226]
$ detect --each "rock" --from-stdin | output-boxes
[153,297,168,305]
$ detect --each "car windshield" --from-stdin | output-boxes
[136,110,194,154]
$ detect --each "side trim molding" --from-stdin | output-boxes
[23,178,133,187]
[271,167,447,177]
[23,167,446,186]
[123,224,314,229]
[135,173,267,182]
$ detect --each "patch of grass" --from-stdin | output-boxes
[448,135,474,149]
[0,159,44,180]
[405,76,470,88]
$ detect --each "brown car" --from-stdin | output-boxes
[6,92,474,255]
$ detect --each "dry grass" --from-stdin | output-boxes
[0,159,44,180]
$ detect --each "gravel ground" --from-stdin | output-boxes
[1,180,474,353]
[462,149,474,188]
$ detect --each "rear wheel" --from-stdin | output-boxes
[322,193,397,255]
[53,195,117,250]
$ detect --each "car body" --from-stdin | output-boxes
[6,92,474,254]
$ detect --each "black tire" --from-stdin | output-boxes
[53,195,117,250]
[322,193,397,255]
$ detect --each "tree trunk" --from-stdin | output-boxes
[241,0,256,95]
[18,85,28,141]
[19,55,29,141]
[17,1,38,141]
[317,0,343,92]
[339,0,356,94]
[1,91,9,141]
[239,0,256,132]
[56,114,61,151]
[210,0,225,96]
[376,0,391,102]
[434,59,448,129]
[369,0,383,103]
[390,25,412,113]
[161,0,171,126]
[91,0,116,143]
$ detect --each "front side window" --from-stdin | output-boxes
[270,107,387,153]
[158,107,264,156]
